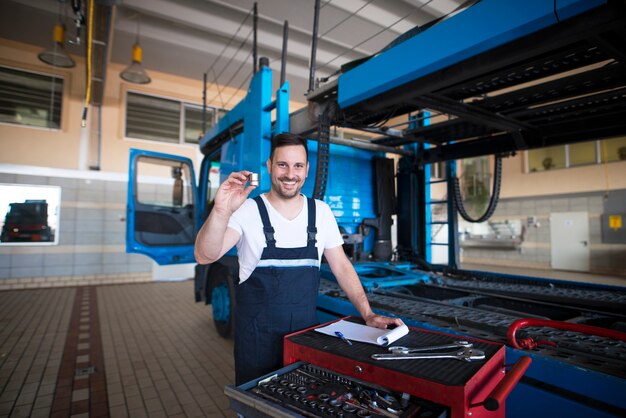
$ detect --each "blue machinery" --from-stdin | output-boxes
[127,0,626,416]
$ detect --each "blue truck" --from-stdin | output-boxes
[126,0,626,416]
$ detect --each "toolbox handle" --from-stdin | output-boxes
[482,356,532,411]
[507,318,626,349]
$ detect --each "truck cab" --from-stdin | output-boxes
[1,200,52,243]
[126,61,396,338]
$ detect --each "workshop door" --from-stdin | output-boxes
[550,212,590,272]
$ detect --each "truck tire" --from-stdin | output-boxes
[209,263,235,338]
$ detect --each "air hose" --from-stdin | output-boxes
[452,154,502,223]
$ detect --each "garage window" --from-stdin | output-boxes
[0,66,63,129]
[527,136,626,172]
[125,91,219,145]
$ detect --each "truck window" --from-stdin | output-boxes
[132,155,197,247]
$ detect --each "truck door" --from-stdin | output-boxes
[126,149,200,265]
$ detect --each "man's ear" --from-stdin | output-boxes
[266,158,271,173]
[306,161,310,178]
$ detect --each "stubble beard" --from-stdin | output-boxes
[272,176,303,199]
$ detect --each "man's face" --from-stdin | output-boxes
[267,145,309,199]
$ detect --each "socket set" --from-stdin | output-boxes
[248,362,448,418]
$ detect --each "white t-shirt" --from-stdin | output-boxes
[228,194,344,283]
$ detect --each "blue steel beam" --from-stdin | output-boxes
[200,65,280,196]
[338,0,606,109]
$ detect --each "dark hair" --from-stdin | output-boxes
[270,133,308,161]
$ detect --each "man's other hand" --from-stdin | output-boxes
[365,314,404,329]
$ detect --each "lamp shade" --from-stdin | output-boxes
[120,43,151,84]
[38,24,76,68]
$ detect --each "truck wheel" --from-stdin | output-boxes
[210,264,235,338]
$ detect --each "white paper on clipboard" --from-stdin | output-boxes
[314,319,409,346]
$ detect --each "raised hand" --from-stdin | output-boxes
[213,171,257,216]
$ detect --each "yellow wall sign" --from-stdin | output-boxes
[609,215,622,231]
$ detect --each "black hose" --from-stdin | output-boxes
[453,155,502,223]
[71,0,81,14]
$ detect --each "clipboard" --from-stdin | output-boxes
[315,319,409,346]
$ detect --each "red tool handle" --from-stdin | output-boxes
[507,318,626,349]
[483,356,532,411]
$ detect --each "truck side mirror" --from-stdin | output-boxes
[172,166,183,207]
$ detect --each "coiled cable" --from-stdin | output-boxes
[453,154,502,223]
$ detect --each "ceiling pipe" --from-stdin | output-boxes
[252,2,258,74]
[280,20,289,86]
[307,0,321,94]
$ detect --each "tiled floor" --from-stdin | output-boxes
[0,281,236,418]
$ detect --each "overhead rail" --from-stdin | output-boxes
[203,4,255,109]
[329,0,625,164]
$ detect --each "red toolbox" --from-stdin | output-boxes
[225,317,529,418]
[282,317,529,418]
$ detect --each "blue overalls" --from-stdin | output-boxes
[234,195,320,385]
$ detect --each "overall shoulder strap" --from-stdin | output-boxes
[307,197,317,246]
[253,196,276,247]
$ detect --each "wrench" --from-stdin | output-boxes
[371,348,486,362]
[388,340,472,354]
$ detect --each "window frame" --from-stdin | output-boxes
[525,137,625,173]
[0,64,66,131]
[124,90,223,146]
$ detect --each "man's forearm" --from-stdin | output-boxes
[346,288,375,321]
[334,263,375,320]
[194,209,231,264]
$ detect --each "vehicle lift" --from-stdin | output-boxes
[127,0,626,416]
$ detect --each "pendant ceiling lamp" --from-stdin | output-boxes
[120,16,151,84]
[38,2,76,68]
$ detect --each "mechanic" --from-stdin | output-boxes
[194,132,404,385]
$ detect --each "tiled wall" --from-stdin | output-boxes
[2,169,624,290]
[460,190,626,275]
[0,170,153,290]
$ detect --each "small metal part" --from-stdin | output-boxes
[343,403,357,412]
[372,347,486,362]
[400,392,410,408]
[295,367,321,383]
[329,399,343,407]
[388,340,472,354]
[259,374,277,385]
[249,172,260,186]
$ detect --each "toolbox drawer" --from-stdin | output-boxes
[225,361,449,418]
